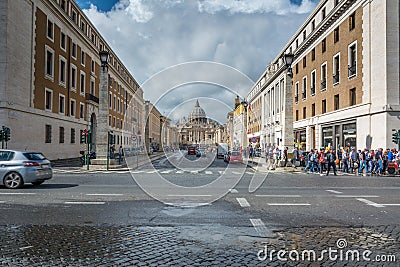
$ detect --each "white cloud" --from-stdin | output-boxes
[82,0,316,122]
[197,0,318,15]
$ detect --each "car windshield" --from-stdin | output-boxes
[231,151,241,156]
[23,152,46,160]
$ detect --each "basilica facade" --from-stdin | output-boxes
[176,100,221,147]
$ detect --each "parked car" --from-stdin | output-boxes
[0,150,53,189]
[225,150,243,164]
[188,146,197,155]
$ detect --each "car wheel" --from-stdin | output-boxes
[3,172,24,189]
[32,181,44,186]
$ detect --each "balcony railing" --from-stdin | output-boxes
[348,64,356,78]
[85,93,99,104]
[310,86,315,95]
[333,73,340,85]
[321,79,326,91]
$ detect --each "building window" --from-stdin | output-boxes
[45,89,52,111]
[113,95,116,111]
[80,21,85,33]
[70,65,77,91]
[47,19,54,41]
[90,78,95,95]
[109,115,112,126]
[59,57,66,86]
[302,76,307,100]
[72,10,77,23]
[295,82,299,103]
[295,110,299,121]
[80,130,84,144]
[322,7,326,20]
[311,103,315,116]
[60,32,66,50]
[311,48,315,61]
[45,125,52,143]
[321,63,327,90]
[311,20,315,31]
[311,70,316,95]
[334,27,340,43]
[91,33,95,44]
[59,127,65,143]
[81,51,85,66]
[303,107,306,119]
[350,88,356,106]
[295,63,299,74]
[302,57,306,68]
[117,98,120,113]
[296,39,298,49]
[348,42,357,78]
[349,12,356,31]
[72,43,77,58]
[71,128,75,144]
[80,71,85,95]
[80,103,85,119]
[61,0,66,11]
[322,99,327,114]
[322,38,326,53]
[333,54,340,85]
[45,46,54,79]
[303,30,306,41]
[109,93,112,108]
[334,94,340,110]
[59,94,65,114]
[70,99,76,117]
[91,60,95,73]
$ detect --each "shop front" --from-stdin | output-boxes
[321,122,357,150]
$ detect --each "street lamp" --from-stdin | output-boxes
[283,52,294,78]
[99,50,109,70]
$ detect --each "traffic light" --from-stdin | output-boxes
[81,131,87,144]
[0,129,4,142]
[87,130,92,144]
[392,130,400,144]
[4,127,10,142]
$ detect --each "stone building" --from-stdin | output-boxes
[0,0,144,160]
[176,100,220,147]
[287,0,399,151]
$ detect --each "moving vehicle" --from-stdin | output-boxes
[225,150,243,163]
[0,150,53,189]
[217,143,229,159]
[196,149,206,157]
[188,145,197,155]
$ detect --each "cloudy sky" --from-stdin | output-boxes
[76,0,319,123]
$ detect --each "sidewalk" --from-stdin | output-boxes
[246,156,303,173]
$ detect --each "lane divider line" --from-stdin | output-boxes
[0,193,37,195]
[85,194,124,196]
[255,195,302,198]
[167,194,212,197]
[236,198,250,207]
[326,190,343,194]
[267,203,311,206]
[64,201,105,205]
[356,198,385,208]
[335,195,379,198]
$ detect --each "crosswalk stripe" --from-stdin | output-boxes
[205,171,212,175]
[236,198,250,207]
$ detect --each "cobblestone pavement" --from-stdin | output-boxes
[1,224,399,266]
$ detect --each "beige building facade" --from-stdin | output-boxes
[0,0,144,160]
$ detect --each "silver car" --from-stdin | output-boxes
[0,150,53,189]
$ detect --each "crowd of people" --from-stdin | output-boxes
[264,146,400,176]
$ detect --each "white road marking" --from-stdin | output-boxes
[146,170,158,174]
[250,218,269,237]
[246,172,255,175]
[64,201,105,205]
[232,171,241,175]
[19,246,34,250]
[381,204,400,206]
[176,170,184,174]
[167,195,212,197]
[0,193,37,195]
[205,171,212,175]
[267,203,311,206]
[256,195,302,198]
[356,198,385,208]
[326,190,343,194]
[229,189,238,194]
[130,170,144,173]
[161,170,173,174]
[0,201,5,204]
[191,171,199,174]
[335,195,379,198]
[236,198,250,207]
[218,171,225,174]
[85,194,124,196]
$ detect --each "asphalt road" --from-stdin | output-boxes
[1,151,399,266]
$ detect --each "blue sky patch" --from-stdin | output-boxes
[75,0,119,11]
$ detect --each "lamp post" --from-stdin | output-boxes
[92,50,110,166]
[241,100,248,155]
[282,52,295,151]
[283,52,294,78]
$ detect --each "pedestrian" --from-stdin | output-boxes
[292,147,298,168]
[110,145,115,159]
[283,147,288,167]
[358,149,367,175]
[319,148,326,174]
[376,148,384,176]
[326,149,337,176]
[341,148,349,173]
